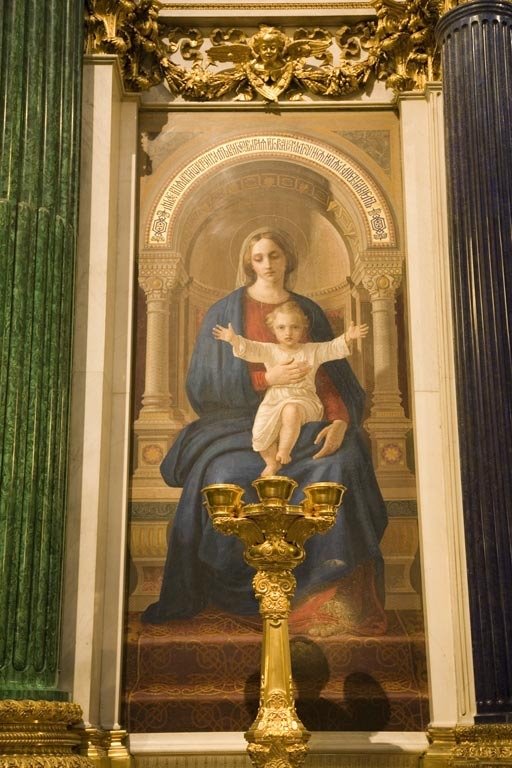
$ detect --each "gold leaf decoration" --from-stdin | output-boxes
[84,0,441,100]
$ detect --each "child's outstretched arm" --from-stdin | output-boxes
[345,321,369,343]
[212,322,236,345]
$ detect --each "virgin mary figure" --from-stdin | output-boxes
[142,228,388,633]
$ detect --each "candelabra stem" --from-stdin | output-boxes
[245,569,309,768]
[202,476,346,768]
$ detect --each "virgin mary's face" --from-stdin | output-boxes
[250,238,287,286]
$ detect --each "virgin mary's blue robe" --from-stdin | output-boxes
[142,288,387,622]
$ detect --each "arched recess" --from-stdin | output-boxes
[144,132,396,250]
[133,129,415,518]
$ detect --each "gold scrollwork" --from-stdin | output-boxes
[453,724,512,760]
[247,740,309,768]
[252,569,296,619]
[84,1,441,100]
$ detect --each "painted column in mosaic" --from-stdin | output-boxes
[437,0,512,721]
[0,1,82,698]
[133,253,188,483]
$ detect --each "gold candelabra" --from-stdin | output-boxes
[202,475,346,768]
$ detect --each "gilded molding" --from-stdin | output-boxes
[84,0,441,100]
[0,699,83,724]
[108,729,133,766]
[81,728,132,768]
[424,725,512,765]
[0,700,93,767]
[162,3,375,9]
[81,727,111,767]
[453,724,512,760]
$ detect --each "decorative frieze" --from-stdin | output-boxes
[84,0,441,100]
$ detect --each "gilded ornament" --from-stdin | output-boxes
[202,475,345,768]
[452,724,512,760]
[0,700,93,767]
[84,2,441,100]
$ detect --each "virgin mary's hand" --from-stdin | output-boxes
[265,359,311,386]
[313,419,348,459]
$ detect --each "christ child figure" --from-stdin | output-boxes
[213,300,368,477]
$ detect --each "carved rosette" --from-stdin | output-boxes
[0,700,93,767]
[84,2,441,101]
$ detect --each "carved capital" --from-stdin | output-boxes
[138,254,188,300]
[252,569,296,620]
[362,267,403,298]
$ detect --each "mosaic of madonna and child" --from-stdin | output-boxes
[123,112,428,733]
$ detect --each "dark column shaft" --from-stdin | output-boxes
[0,1,82,697]
[437,1,512,721]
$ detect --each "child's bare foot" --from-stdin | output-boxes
[261,461,281,477]
[276,451,291,465]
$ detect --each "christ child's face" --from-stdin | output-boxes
[271,311,305,349]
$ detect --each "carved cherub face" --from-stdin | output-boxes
[253,30,286,66]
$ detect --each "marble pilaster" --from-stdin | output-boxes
[60,56,138,733]
[399,85,475,736]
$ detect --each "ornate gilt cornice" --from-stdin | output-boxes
[84,0,442,100]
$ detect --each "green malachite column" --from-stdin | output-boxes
[0,1,83,699]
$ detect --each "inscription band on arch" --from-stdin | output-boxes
[147,133,396,248]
